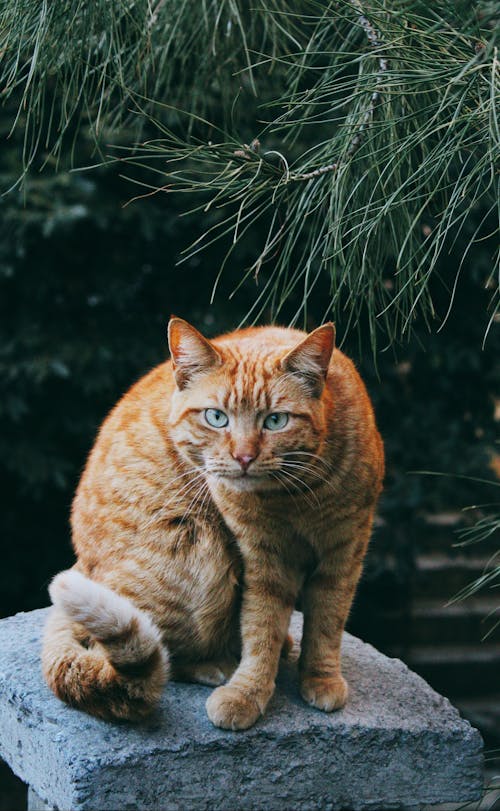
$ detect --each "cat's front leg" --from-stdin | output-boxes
[299,513,373,712]
[206,559,299,730]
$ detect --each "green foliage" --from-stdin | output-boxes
[1,1,498,346]
[0,108,498,617]
[123,0,499,346]
[447,483,500,638]
[0,1,498,627]
[0,0,296,174]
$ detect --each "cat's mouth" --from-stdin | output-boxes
[204,467,288,494]
[205,467,274,487]
[213,470,267,480]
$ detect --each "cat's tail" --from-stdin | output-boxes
[42,569,169,721]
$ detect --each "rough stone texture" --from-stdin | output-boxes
[28,787,52,810]
[0,608,483,811]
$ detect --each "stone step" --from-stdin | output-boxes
[455,695,500,748]
[0,609,484,811]
[422,770,500,811]
[357,597,499,648]
[412,554,499,601]
[410,598,500,645]
[412,514,500,556]
[400,644,500,697]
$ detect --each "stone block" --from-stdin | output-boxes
[0,609,483,810]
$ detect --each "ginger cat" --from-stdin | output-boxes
[42,318,384,730]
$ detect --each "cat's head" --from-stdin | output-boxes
[167,318,335,492]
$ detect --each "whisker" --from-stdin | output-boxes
[282,451,332,473]
[270,471,301,508]
[283,462,340,495]
[143,470,208,529]
[197,482,214,526]
[279,461,330,488]
[283,477,318,511]
[277,469,320,509]
[177,479,210,529]
[165,466,205,486]
[280,461,325,479]
[167,472,208,503]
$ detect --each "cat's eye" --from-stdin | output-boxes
[204,408,229,428]
[263,412,289,431]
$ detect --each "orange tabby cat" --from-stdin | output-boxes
[42,318,384,730]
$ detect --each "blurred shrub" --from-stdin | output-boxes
[0,106,498,619]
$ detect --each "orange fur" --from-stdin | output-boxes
[42,319,384,729]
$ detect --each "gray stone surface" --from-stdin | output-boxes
[0,608,483,811]
[28,787,52,810]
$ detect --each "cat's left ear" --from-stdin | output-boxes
[280,323,335,396]
[168,317,221,390]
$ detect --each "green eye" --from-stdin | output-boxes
[204,408,229,428]
[263,412,289,431]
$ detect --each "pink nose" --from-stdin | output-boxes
[234,453,255,471]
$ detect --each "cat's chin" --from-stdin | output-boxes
[208,472,276,493]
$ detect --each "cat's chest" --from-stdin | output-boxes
[212,486,329,550]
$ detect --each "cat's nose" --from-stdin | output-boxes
[233,453,256,471]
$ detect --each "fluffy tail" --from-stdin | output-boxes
[42,569,169,721]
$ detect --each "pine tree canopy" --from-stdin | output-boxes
[1,0,498,344]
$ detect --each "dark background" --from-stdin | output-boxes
[0,101,498,808]
[1,134,497,620]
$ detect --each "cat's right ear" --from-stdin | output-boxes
[168,317,221,390]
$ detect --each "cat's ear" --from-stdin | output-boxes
[280,323,335,396]
[168,317,221,390]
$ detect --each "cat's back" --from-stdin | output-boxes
[86,360,174,463]
[71,360,178,548]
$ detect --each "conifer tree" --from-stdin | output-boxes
[1,0,498,343]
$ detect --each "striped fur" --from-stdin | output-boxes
[43,571,168,720]
[42,319,384,727]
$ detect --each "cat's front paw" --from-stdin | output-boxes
[206,684,263,731]
[300,673,348,712]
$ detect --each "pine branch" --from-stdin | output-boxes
[0,0,305,172]
[288,0,389,181]
[1,0,498,345]
[116,1,498,345]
